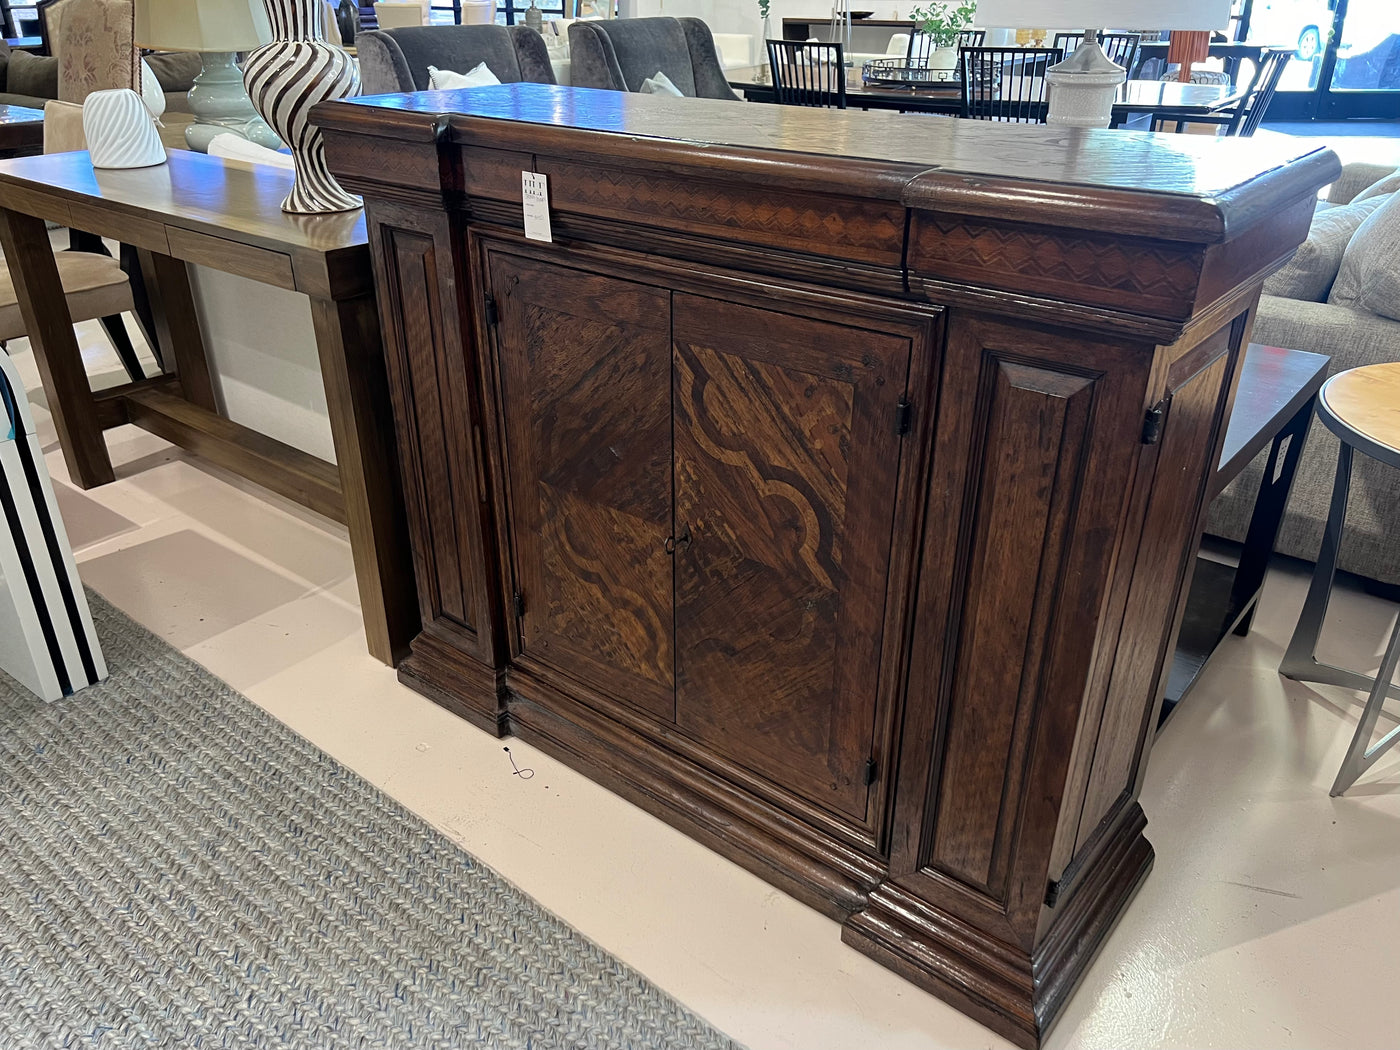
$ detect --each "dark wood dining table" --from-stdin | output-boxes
[0,104,44,159]
[727,65,1246,127]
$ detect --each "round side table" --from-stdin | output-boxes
[1280,361,1400,795]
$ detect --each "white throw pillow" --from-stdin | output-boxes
[427,62,502,91]
[640,70,684,97]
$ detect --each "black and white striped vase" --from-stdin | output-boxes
[243,0,362,214]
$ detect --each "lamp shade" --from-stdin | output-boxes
[973,0,1232,31]
[134,0,272,52]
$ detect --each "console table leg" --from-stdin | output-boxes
[0,206,113,488]
[137,249,218,412]
[310,293,418,665]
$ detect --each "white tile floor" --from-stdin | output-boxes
[6,323,1400,1050]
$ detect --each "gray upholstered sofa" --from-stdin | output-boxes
[357,24,556,95]
[1207,162,1400,587]
[568,17,740,99]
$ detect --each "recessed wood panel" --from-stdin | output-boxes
[490,252,676,721]
[926,355,1095,897]
[672,293,910,822]
[381,227,483,636]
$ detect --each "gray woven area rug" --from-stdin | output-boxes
[0,592,744,1050]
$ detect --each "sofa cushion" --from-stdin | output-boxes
[1329,191,1400,321]
[7,50,58,101]
[1263,193,1389,303]
[1354,169,1400,203]
[143,51,201,92]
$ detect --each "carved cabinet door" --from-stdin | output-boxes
[671,293,912,824]
[489,253,677,722]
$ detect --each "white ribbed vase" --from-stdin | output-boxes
[243,0,362,214]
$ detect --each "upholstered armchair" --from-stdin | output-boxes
[41,0,139,103]
[357,25,557,95]
[568,17,740,100]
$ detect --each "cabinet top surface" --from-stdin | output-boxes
[330,84,1336,227]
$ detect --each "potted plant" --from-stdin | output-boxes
[909,1,976,74]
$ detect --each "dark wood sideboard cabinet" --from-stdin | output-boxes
[313,86,1336,1047]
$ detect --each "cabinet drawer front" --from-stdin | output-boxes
[672,292,911,823]
[488,250,676,721]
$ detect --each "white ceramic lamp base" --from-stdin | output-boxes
[186,52,284,153]
[1045,30,1127,129]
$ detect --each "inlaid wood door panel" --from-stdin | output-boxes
[489,253,676,721]
[671,292,911,822]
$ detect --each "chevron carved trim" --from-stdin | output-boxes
[540,162,907,267]
[910,215,1203,319]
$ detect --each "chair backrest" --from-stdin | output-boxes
[957,28,985,49]
[374,1,425,28]
[1227,46,1289,136]
[42,0,138,104]
[959,46,1060,123]
[357,24,557,93]
[1052,31,1141,73]
[766,39,846,109]
[568,17,740,100]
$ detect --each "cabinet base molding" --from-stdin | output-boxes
[504,662,887,921]
[398,630,508,738]
[843,802,1152,1049]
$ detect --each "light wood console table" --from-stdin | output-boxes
[0,150,416,664]
[314,86,1338,1045]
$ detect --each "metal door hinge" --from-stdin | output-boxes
[863,757,878,786]
[895,397,913,436]
[512,591,525,617]
[484,295,499,329]
[1045,879,1061,908]
[1141,398,1169,445]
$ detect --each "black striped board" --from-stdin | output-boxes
[0,351,106,701]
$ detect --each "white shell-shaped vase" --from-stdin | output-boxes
[82,89,167,169]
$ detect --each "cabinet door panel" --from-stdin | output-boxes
[490,252,675,721]
[672,293,909,822]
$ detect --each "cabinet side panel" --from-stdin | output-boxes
[929,356,1095,898]
[370,215,491,653]
[886,311,1150,948]
[1076,322,1240,849]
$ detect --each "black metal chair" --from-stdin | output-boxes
[959,46,1061,123]
[1153,47,1290,137]
[1052,31,1142,74]
[766,39,847,109]
[956,28,985,49]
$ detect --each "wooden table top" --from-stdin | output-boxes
[1321,361,1400,464]
[0,149,366,259]
[1216,343,1330,488]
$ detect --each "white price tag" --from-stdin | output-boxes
[522,171,553,243]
